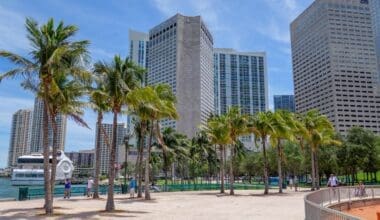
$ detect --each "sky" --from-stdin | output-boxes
[0,0,314,168]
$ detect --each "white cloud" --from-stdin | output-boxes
[0,5,29,52]
[256,19,290,44]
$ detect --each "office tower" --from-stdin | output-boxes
[274,95,295,112]
[291,0,380,134]
[30,98,67,153]
[95,123,126,175]
[370,0,380,81]
[214,48,268,115]
[147,14,214,138]
[129,29,148,68]
[7,109,32,167]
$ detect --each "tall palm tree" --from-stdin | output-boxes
[204,115,231,193]
[270,110,295,193]
[89,75,110,199]
[0,18,89,215]
[126,84,178,200]
[94,55,142,211]
[225,107,248,195]
[296,110,340,190]
[249,111,276,195]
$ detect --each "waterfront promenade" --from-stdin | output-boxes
[0,189,306,219]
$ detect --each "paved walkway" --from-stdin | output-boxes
[0,189,307,219]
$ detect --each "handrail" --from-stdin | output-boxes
[304,185,380,220]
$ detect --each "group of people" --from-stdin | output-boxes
[288,175,299,191]
[327,173,366,197]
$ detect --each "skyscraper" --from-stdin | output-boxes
[291,0,380,134]
[274,95,295,112]
[95,123,126,174]
[129,29,148,68]
[147,14,214,138]
[30,98,67,153]
[7,109,32,167]
[214,48,268,115]
[370,0,380,81]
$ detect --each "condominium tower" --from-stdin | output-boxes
[129,29,148,68]
[214,48,268,115]
[95,123,126,174]
[370,0,380,79]
[147,14,214,138]
[274,95,295,112]
[291,0,380,134]
[30,98,67,153]
[7,109,32,167]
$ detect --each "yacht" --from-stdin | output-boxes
[11,151,74,186]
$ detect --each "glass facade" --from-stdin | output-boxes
[273,95,295,112]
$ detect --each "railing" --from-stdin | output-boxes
[304,186,380,220]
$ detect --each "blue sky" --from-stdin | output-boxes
[0,0,313,168]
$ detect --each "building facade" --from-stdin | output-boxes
[274,95,295,112]
[370,0,380,82]
[129,29,148,68]
[7,109,32,167]
[214,48,268,115]
[95,123,126,175]
[147,13,214,138]
[30,98,67,153]
[66,149,95,177]
[291,0,380,134]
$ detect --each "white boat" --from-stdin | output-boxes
[11,151,74,186]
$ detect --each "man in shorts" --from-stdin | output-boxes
[129,177,136,198]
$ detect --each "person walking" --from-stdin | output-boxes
[289,176,294,190]
[87,177,94,197]
[64,178,71,199]
[327,174,339,187]
[129,177,136,198]
[294,175,298,192]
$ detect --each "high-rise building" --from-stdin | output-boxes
[147,14,214,138]
[370,0,380,81]
[7,109,32,167]
[214,48,268,115]
[129,29,148,68]
[274,95,295,112]
[66,149,95,177]
[291,0,380,134]
[30,98,67,153]
[95,123,126,175]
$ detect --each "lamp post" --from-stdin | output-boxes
[123,134,131,187]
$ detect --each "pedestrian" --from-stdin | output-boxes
[129,177,136,198]
[294,175,298,192]
[64,178,71,199]
[289,176,294,190]
[327,173,339,187]
[87,177,94,197]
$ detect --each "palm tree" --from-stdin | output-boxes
[296,110,340,190]
[249,111,276,194]
[0,18,89,215]
[270,110,295,193]
[126,84,178,200]
[225,107,248,195]
[89,75,110,199]
[204,115,231,193]
[94,55,142,211]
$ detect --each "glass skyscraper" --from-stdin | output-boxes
[214,48,268,115]
[129,29,148,68]
[370,0,380,82]
[214,48,268,150]
[274,95,295,112]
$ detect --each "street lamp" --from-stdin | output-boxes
[123,133,131,187]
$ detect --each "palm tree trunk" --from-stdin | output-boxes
[105,112,117,211]
[315,151,320,190]
[93,112,103,199]
[310,150,316,191]
[220,145,225,193]
[229,145,234,195]
[262,137,269,195]
[50,116,58,202]
[137,121,145,198]
[277,141,283,193]
[42,101,53,214]
[144,122,154,200]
